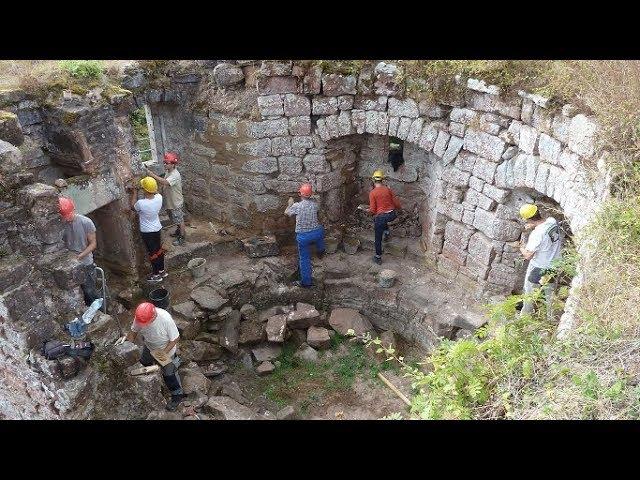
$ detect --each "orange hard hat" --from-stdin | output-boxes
[135,302,157,325]
[164,152,179,164]
[58,197,75,220]
[299,183,312,197]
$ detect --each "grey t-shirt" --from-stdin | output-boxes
[63,214,96,266]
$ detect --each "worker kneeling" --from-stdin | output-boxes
[518,203,562,321]
[284,183,325,288]
[126,302,186,411]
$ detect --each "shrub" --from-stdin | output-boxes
[58,60,103,79]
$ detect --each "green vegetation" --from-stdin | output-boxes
[58,60,104,79]
[259,334,398,411]
[130,107,151,162]
[365,268,640,419]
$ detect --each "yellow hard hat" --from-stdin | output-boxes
[519,203,538,220]
[372,169,385,180]
[140,176,158,194]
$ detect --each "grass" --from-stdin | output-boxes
[0,60,132,103]
[130,107,152,162]
[259,333,398,412]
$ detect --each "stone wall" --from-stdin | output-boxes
[0,83,154,417]
[134,60,609,296]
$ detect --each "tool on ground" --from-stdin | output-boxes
[129,365,160,376]
[377,372,411,407]
[114,336,126,346]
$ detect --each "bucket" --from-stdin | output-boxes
[149,287,170,309]
[325,237,340,254]
[187,257,207,278]
[343,237,360,255]
[378,269,397,288]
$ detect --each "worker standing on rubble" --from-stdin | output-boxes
[125,302,186,411]
[367,170,401,265]
[284,183,325,288]
[144,152,186,246]
[518,203,563,321]
[128,176,166,282]
[58,197,100,306]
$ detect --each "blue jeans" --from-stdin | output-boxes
[374,210,397,257]
[296,226,325,286]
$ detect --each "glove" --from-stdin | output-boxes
[115,336,127,346]
[287,197,295,207]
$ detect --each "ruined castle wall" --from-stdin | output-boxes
[142,61,608,295]
[0,86,157,418]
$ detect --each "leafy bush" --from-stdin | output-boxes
[58,60,103,79]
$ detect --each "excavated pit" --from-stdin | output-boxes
[0,60,612,419]
[94,216,489,420]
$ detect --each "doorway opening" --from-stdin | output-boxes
[388,137,404,171]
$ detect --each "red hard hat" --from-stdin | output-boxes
[299,183,312,197]
[135,302,157,325]
[164,152,179,164]
[58,197,75,220]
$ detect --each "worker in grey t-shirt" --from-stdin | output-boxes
[59,197,99,306]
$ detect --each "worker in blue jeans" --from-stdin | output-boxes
[284,183,325,288]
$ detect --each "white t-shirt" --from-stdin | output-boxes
[134,194,163,233]
[526,217,562,268]
[131,307,179,356]
[164,169,183,210]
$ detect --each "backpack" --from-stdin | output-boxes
[42,340,71,360]
[67,341,95,359]
[41,340,95,379]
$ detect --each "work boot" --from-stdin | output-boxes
[147,273,163,283]
[169,227,181,237]
[166,393,187,412]
[373,255,382,265]
[172,236,185,246]
[383,230,391,242]
[157,270,169,279]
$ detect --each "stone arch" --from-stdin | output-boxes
[304,91,608,295]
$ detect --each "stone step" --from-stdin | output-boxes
[165,241,213,268]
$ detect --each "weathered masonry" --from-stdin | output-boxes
[136,61,609,296]
[0,60,612,418]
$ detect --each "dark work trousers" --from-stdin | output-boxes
[374,210,397,257]
[140,345,183,396]
[140,230,165,274]
[81,263,100,306]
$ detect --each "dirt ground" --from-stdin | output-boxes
[104,215,462,420]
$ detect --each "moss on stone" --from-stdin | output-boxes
[65,174,91,185]
[62,111,80,125]
[0,110,16,120]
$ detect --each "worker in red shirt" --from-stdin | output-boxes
[367,170,401,265]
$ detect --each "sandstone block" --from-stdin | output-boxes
[241,157,278,174]
[322,74,357,96]
[257,95,284,117]
[464,129,506,161]
[284,94,311,117]
[388,98,419,118]
[257,76,299,95]
[312,96,338,115]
